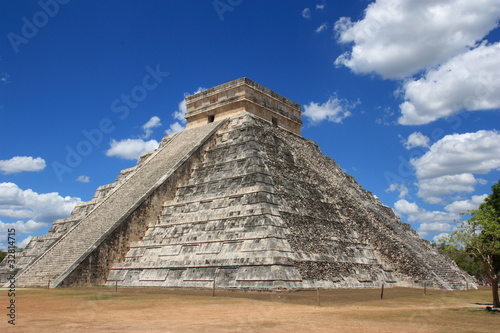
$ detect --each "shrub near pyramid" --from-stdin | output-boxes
[4,78,475,290]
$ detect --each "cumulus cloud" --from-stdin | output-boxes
[163,87,207,136]
[410,210,459,225]
[303,96,356,124]
[411,130,500,180]
[389,184,485,238]
[106,138,159,160]
[394,199,419,214]
[18,235,33,248]
[0,156,46,175]
[386,183,409,199]
[444,194,487,213]
[0,183,80,250]
[315,23,328,34]
[418,222,454,237]
[334,0,500,79]
[316,3,325,10]
[166,87,206,132]
[408,208,459,238]
[0,182,81,223]
[0,220,46,235]
[76,175,90,183]
[141,116,162,138]
[392,198,460,237]
[165,122,185,136]
[409,130,498,205]
[399,42,500,125]
[416,174,479,204]
[432,233,450,244]
[106,116,163,160]
[302,8,311,19]
[174,100,187,123]
[403,132,430,150]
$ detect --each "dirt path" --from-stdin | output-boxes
[1,287,497,332]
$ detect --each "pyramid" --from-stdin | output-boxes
[3,78,475,290]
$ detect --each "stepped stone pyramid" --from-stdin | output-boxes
[3,78,475,290]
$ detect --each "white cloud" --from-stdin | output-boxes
[418,222,454,237]
[106,115,163,160]
[411,130,500,180]
[315,23,328,34]
[391,198,458,237]
[106,138,159,160]
[416,174,479,204]
[409,209,459,225]
[394,199,419,214]
[303,96,355,124]
[163,87,206,137]
[334,0,500,79]
[403,132,430,150]
[142,116,162,138]
[0,73,10,83]
[0,182,81,223]
[386,183,409,199]
[18,235,33,248]
[76,175,90,183]
[165,122,185,136]
[0,219,47,235]
[174,100,187,123]
[394,193,486,240]
[390,196,460,236]
[142,116,161,130]
[444,194,487,213]
[170,87,206,126]
[399,42,500,125]
[432,233,450,244]
[302,8,311,19]
[0,156,46,175]
[316,3,325,10]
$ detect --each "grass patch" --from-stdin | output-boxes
[3,286,497,333]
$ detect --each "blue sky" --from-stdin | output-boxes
[0,0,499,250]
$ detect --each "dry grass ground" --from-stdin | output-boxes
[1,286,498,332]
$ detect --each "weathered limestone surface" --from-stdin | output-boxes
[107,115,302,289]
[106,114,474,290]
[185,78,302,135]
[0,145,162,283]
[255,115,471,290]
[5,78,475,290]
[0,185,117,283]
[11,120,225,287]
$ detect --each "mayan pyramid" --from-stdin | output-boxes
[3,78,475,290]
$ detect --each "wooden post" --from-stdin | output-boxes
[466,281,469,291]
[424,281,427,295]
[212,268,219,297]
[316,288,320,307]
[47,279,50,289]
[115,280,118,292]
[380,283,384,299]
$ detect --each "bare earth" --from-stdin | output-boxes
[1,287,498,332]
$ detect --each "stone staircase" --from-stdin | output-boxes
[106,115,302,289]
[12,120,225,288]
[422,252,475,290]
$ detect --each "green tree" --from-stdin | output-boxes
[0,251,6,263]
[444,180,500,308]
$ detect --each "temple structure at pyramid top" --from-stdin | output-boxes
[1,78,476,291]
[185,78,302,135]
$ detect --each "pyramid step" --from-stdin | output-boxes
[12,120,226,288]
